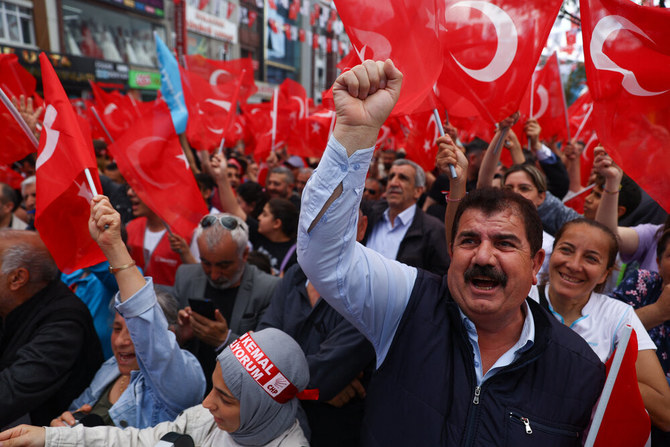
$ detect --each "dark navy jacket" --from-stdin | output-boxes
[362,269,605,446]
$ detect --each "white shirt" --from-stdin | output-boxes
[529,285,655,362]
[365,204,416,260]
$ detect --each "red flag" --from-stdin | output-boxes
[590,327,650,447]
[581,0,670,213]
[517,53,570,143]
[227,2,235,18]
[36,53,105,273]
[437,0,562,124]
[108,101,207,239]
[0,89,39,165]
[312,34,319,50]
[183,55,257,105]
[305,107,336,158]
[289,0,300,20]
[180,64,242,153]
[0,54,43,109]
[89,82,142,141]
[299,29,306,42]
[333,0,443,116]
[404,110,443,172]
[242,101,289,161]
[0,165,25,190]
[278,79,314,157]
[269,18,278,34]
[268,0,276,9]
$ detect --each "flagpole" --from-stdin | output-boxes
[0,87,40,148]
[84,168,99,196]
[90,105,115,143]
[584,325,633,447]
[271,86,278,153]
[219,69,245,155]
[433,109,457,179]
[528,72,535,153]
[327,111,336,139]
[573,103,593,141]
[560,82,572,142]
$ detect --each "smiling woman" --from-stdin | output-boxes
[530,218,670,432]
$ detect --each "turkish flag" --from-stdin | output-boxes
[278,79,315,158]
[0,53,44,109]
[0,165,24,190]
[180,64,242,153]
[36,53,105,273]
[305,107,336,158]
[581,0,670,213]
[590,327,650,447]
[183,55,257,105]
[89,82,141,142]
[567,89,600,186]
[0,88,39,165]
[404,110,443,172]
[108,101,207,239]
[242,100,289,161]
[248,10,258,27]
[333,0,443,116]
[437,0,562,124]
[517,53,570,143]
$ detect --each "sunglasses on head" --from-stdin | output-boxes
[200,215,239,230]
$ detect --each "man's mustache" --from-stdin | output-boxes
[464,264,507,287]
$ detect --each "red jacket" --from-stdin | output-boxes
[126,217,186,286]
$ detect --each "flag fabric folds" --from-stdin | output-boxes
[108,101,207,239]
[581,0,670,213]
[155,32,188,135]
[36,53,105,273]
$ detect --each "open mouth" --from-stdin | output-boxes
[117,352,136,363]
[558,272,584,284]
[470,277,500,290]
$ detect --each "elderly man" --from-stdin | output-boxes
[175,213,279,388]
[297,60,605,446]
[0,230,103,429]
[364,158,449,275]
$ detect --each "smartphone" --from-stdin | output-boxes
[188,298,216,320]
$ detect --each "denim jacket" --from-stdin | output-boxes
[69,278,206,428]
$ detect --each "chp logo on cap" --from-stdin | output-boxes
[228,332,298,403]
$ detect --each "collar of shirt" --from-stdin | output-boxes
[459,300,535,386]
[382,203,417,229]
[544,288,591,329]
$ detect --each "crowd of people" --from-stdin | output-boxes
[0,59,669,446]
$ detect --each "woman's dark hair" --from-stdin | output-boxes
[656,229,670,261]
[552,218,619,293]
[236,181,268,219]
[267,198,298,239]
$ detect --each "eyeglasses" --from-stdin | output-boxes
[200,215,239,230]
[364,188,379,195]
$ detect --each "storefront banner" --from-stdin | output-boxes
[186,6,238,44]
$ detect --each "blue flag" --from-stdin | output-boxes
[155,32,188,134]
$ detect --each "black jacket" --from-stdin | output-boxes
[0,280,103,428]
[364,200,450,275]
[362,269,606,446]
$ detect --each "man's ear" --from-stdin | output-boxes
[8,268,29,291]
[617,206,626,218]
[531,249,546,285]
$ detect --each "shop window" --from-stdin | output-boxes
[0,0,35,47]
[62,0,165,67]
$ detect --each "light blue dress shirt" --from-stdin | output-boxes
[366,204,416,260]
[298,137,535,383]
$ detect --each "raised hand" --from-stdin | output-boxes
[436,135,467,185]
[332,60,403,153]
[89,195,123,251]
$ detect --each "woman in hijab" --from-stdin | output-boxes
[0,195,310,447]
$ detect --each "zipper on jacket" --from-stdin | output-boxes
[472,385,481,405]
[510,412,532,434]
[509,412,579,438]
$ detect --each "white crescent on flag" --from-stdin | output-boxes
[591,15,669,97]
[126,136,179,189]
[533,85,549,119]
[36,105,59,170]
[447,1,518,83]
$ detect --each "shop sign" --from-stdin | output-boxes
[94,0,165,17]
[128,70,161,89]
[186,6,238,44]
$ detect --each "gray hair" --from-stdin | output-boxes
[21,175,36,195]
[298,167,314,176]
[194,213,249,257]
[392,159,426,188]
[0,230,59,283]
[269,166,295,185]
